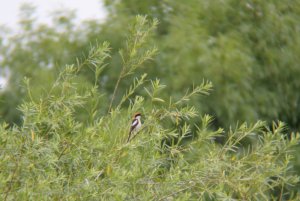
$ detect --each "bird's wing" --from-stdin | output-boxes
[127,119,138,143]
[130,119,139,132]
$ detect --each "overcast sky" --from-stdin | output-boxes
[0,0,106,88]
[0,0,107,88]
[0,0,107,28]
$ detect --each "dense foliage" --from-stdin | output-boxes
[1,1,300,129]
[1,17,299,200]
[1,1,300,199]
[102,0,300,130]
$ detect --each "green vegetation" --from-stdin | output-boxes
[1,1,300,200]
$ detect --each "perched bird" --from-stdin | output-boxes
[127,112,142,142]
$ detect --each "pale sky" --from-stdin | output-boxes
[0,0,107,28]
[0,0,107,88]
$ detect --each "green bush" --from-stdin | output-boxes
[1,16,299,201]
[102,0,300,130]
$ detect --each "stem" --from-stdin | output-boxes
[108,71,124,112]
[279,173,285,201]
[4,144,24,201]
[57,145,69,161]
[127,125,146,143]
[4,161,19,201]
[157,183,195,201]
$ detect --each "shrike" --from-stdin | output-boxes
[127,112,142,142]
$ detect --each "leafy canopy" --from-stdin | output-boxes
[1,16,299,201]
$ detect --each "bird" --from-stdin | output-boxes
[127,112,142,142]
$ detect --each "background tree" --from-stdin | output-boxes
[2,1,300,129]
[102,0,300,130]
[1,1,300,197]
[1,17,299,200]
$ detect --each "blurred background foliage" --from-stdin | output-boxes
[1,0,300,181]
[1,0,300,129]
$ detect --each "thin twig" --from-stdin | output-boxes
[4,144,25,201]
[126,125,147,143]
[57,144,69,161]
[156,183,195,201]
[108,71,124,112]
[279,178,285,201]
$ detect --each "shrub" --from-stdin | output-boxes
[1,16,299,201]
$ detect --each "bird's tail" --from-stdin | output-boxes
[126,132,132,143]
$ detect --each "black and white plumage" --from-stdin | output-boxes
[127,113,142,142]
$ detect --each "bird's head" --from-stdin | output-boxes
[134,112,142,119]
